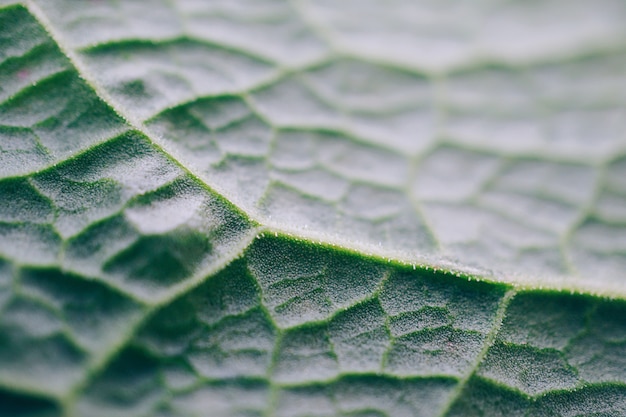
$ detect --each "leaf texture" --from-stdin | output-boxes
[0,1,625,416]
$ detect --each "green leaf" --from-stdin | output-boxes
[0,1,625,416]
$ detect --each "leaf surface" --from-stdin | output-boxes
[0,1,625,416]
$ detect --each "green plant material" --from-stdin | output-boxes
[0,1,625,416]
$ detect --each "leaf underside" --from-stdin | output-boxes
[0,1,625,416]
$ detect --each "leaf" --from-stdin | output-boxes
[0,1,625,416]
